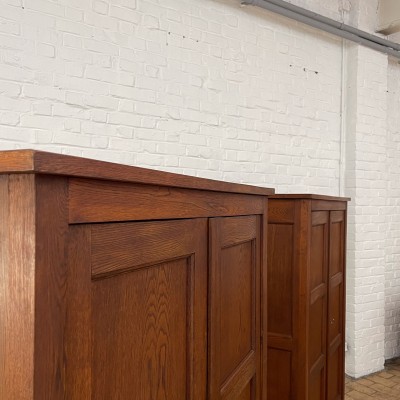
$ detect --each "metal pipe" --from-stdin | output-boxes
[242,0,400,59]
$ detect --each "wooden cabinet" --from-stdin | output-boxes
[0,150,272,400]
[267,195,349,400]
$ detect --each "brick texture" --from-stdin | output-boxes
[0,0,399,378]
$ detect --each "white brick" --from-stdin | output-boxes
[63,33,83,48]
[37,43,55,58]
[0,80,21,97]
[0,111,20,126]
[110,6,141,24]
[56,20,94,38]
[108,112,141,127]
[93,0,109,15]
[0,1,397,380]
[25,0,65,17]
[83,39,119,55]
[0,18,20,35]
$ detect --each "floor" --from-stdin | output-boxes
[345,358,400,400]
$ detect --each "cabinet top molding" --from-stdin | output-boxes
[0,149,274,196]
[271,193,350,201]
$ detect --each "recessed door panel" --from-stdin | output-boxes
[327,211,345,400]
[65,219,208,400]
[209,216,261,400]
[220,241,253,382]
[267,223,294,336]
[92,258,188,399]
[308,211,329,400]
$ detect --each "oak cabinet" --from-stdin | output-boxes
[0,150,272,400]
[267,195,349,400]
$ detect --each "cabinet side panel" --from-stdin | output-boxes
[267,223,294,336]
[34,176,69,400]
[0,175,36,400]
[0,175,8,400]
[267,349,291,400]
[65,225,92,400]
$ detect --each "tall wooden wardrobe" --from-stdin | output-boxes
[267,194,349,400]
[0,150,273,400]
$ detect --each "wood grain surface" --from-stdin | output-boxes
[267,197,348,400]
[209,216,261,400]
[0,175,36,400]
[0,149,274,195]
[91,219,207,278]
[34,176,69,400]
[65,226,92,400]
[69,178,264,223]
[91,219,208,399]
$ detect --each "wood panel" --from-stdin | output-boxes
[308,211,329,400]
[267,197,348,400]
[0,175,36,400]
[268,200,295,223]
[65,226,92,399]
[69,178,264,223]
[34,176,69,400]
[261,200,268,400]
[209,216,261,400]
[311,201,347,212]
[65,218,208,400]
[91,219,207,278]
[327,211,345,400]
[267,223,294,336]
[0,175,6,400]
[267,349,291,400]
[0,149,274,195]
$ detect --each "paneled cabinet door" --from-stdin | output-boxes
[308,211,329,400]
[209,215,262,400]
[326,211,346,400]
[65,218,208,400]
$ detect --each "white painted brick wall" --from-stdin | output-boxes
[0,0,343,190]
[345,43,388,378]
[0,0,399,377]
[385,57,400,361]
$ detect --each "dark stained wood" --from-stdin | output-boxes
[209,216,261,400]
[267,196,348,400]
[65,226,92,399]
[327,211,346,400]
[91,219,208,399]
[267,349,291,400]
[312,201,347,212]
[34,176,69,400]
[268,223,294,336]
[268,199,295,223]
[270,194,350,202]
[0,150,270,400]
[91,219,209,278]
[308,211,328,400]
[267,335,293,351]
[0,175,36,400]
[0,149,274,195]
[294,199,310,399]
[261,200,268,400]
[0,175,6,400]
[69,178,264,224]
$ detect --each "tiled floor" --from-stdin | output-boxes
[345,358,400,400]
